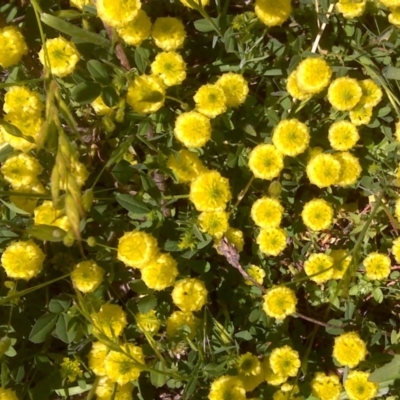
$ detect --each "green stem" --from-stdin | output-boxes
[188,0,224,38]
[0,190,51,199]
[161,194,190,200]
[0,78,44,89]
[234,176,254,208]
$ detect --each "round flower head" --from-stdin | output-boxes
[334,152,362,187]
[1,240,45,281]
[152,17,186,51]
[0,26,28,68]
[117,9,151,46]
[363,252,391,280]
[0,388,18,400]
[269,346,300,378]
[330,249,351,280]
[104,343,144,385]
[167,149,207,183]
[95,377,133,400]
[39,37,80,78]
[311,373,342,400]
[263,357,288,386]
[237,352,261,377]
[286,70,312,101]
[91,304,127,338]
[126,75,165,114]
[96,0,141,28]
[91,96,114,116]
[174,111,212,148]
[151,51,186,87]
[272,119,310,156]
[194,84,227,119]
[189,170,232,212]
[71,260,104,293]
[136,310,161,334]
[9,183,45,214]
[333,332,367,368]
[392,237,400,264]
[257,227,287,256]
[117,230,159,269]
[328,121,359,151]
[349,104,373,126]
[255,0,292,27]
[208,375,246,400]
[381,0,400,7]
[358,79,382,108]
[70,0,91,10]
[344,371,378,400]
[263,286,297,320]
[389,9,400,26]
[306,153,341,188]
[180,0,209,8]
[251,196,284,229]
[4,86,44,117]
[248,144,284,180]
[215,227,245,252]
[245,265,266,286]
[141,253,178,290]
[198,211,229,239]
[296,58,332,94]
[60,358,82,382]
[166,311,200,340]
[215,73,249,108]
[34,200,71,232]
[301,199,334,231]
[336,0,366,19]
[304,253,334,283]
[88,341,109,376]
[172,278,208,312]
[327,77,362,111]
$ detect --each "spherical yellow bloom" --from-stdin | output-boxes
[1,240,45,281]
[311,373,342,400]
[194,84,227,119]
[104,343,144,385]
[70,0,91,10]
[152,17,186,51]
[304,253,334,283]
[60,358,82,382]
[136,310,161,334]
[198,211,229,239]
[180,0,209,8]
[34,201,71,232]
[167,149,207,183]
[330,249,351,280]
[141,253,178,290]
[263,286,297,320]
[349,104,373,126]
[389,9,400,26]
[336,0,366,18]
[39,37,80,78]
[95,377,133,400]
[126,75,165,114]
[269,346,300,378]
[91,304,127,338]
[71,260,104,293]
[301,198,334,231]
[327,77,362,111]
[189,170,232,212]
[4,86,44,117]
[151,51,186,87]
[117,231,159,269]
[306,153,341,188]
[248,144,284,180]
[88,341,109,376]
[286,70,312,101]
[344,371,378,400]
[224,227,245,252]
[96,0,141,28]
[0,26,28,68]
[272,119,310,156]
[380,0,400,8]
[363,252,391,280]
[237,353,261,377]
[251,197,284,229]
[215,73,249,108]
[9,183,45,214]
[333,332,367,368]
[255,0,292,27]
[257,227,287,256]
[328,121,359,151]
[296,58,332,94]
[0,388,18,400]
[358,79,382,108]
[392,237,400,263]
[166,311,200,339]
[91,96,114,116]
[172,278,208,312]
[208,375,246,400]
[117,9,151,46]
[245,265,266,286]
[174,111,212,148]
[334,152,362,187]
[263,357,288,386]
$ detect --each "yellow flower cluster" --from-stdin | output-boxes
[363,252,391,280]
[91,303,127,338]
[311,372,342,400]
[328,121,359,151]
[336,0,366,19]
[95,377,133,400]
[328,77,362,111]
[174,111,212,148]
[117,9,151,46]
[216,73,249,108]
[194,84,227,118]
[136,310,161,334]
[301,198,334,231]
[166,310,200,340]
[251,197,284,229]
[262,286,297,320]
[0,25,28,68]
[344,371,378,400]
[172,278,208,312]
[0,388,18,400]
[245,265,266,286]
[214,227,245,252]
[208,375,246,400]
[256,227,287,256]
[304,253,334,283]
[330,249,352,279]
[152,17,186,51]
[96,0,141,28]
[255,0,292,27]
[34,201,71,232]
[236,353,264,392]
[272,119,310,157]
[333,331,367,368]
[198,210,229,238]
[71,260,104,293]
[60,358,82,382]
[167,149,207,183]
[141,253,178,290]
[151,51,187,87]
[269,345,300,380]
[248,144,284,180]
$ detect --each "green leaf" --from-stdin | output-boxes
[87,60,110,84]
[0,199,30,215]
[369,355,400,384]
[194,18,219,32]
[101,86,119,107]
[49,295,72,313]
[54,314,77,344]
[29,313,58,343]
[235,330,253,340]
[105,136,134,168]
[137,294,157,314]
[27,224,66,242]
[384,66,400,80]
[71,82,101,104]
[134,47,150,74]
[150,361,168,388]
[0,119,35,143]
[0,144,13,162]
[116,194,151,215]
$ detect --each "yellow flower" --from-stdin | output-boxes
[349,104,373,126]
[363,252,391,280]
[380,0,400,8]
[59,160,89,189]
[327,77,362,111]
[269,346,300,378]
[301,198,334,231]
[136,310,161,334]
[9,183,45,214]
[286,70,312,101]
[198,211,229,238]
[389,8,400,26]
[344,371,378,400]
[34,200,71,232]
[215,73,249,108]
[172,278,208,312]
[248,144,284,180]
[96,0,141,28]
[328,121,359,151]
[88,341,109,376]
[224,227,245,252]
[0,388,18,400]
[263,357,287,386]
[245,265,266,286]
[357,79,382,108]
[194,84,227,118]
[334,152,362,187]
[257,227,287,256]
[117,9,151,46]
[208,375,246,400]
[95,377,134,400]
[392,237,400,263]
[272,119,310,157]
[152,17,186,51]
[70,0,91,10]
[60,358,82,382]
[304,253,334,283]
[336,0,366,18]
[296,58,332,94]
[174,111,212,148]
[189,170,232,212]
[251,196,284,229]
[39,37,80,78]
[333,332,367,368]
[91,304,127,338]
[306,153,341,188]
[330,249,351,280]
[1,240,45,281]
[151,51,186,87]
[180,0,209,8]
[311,372,342,400]
[141,253,178,290]
[237,352,261,376]
[71,260,104,293]
[166,311,200,340]
[117,230,159,269]
[3,86,44,117]
[255,0,292,27]
[167,149,206,183]
[126,75,165,114]
[0,26,28,68]
[262,286,297,320]
[104,343,144,385]
[91,96,114,116]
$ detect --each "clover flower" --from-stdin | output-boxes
[334,152,362,187]
[167,149,207,183]
[263,286,297,320]
[304,253,334,283]
[344,371,378,400]
[0,388,18,400]
[358,79,382,107]
[174,111,212,148]
[296,58,332,94]
[71,260,104,293]
[208,375,246,400]
[333,332,367,368]
[263,357,288,386]
[152,17,186,51]
[236,352,261,376]
[88,341,109,376]
[286,70,312,100]
[245,265,266,286]
[389,9,400,26]
[328,121,359,151]
[363,252,391,280]
[91,96,114,116]
[251,197,284,229]
[166,311,200,340]
[70,0,91,10]
[151,51,186,87]
[95,377,134,400]
[248,144,284,180]
[336,0,366,19]
[117,9,151,46]
[349,104,373,126]
[222,227,245,252]
[306,153,341,188]
[91,304,127,338]
[136,310,161,334]
[96,0,141,28]
[330,249,352,280]
[172,278,208,312]
[0,26,28,68]
[140,253,178,290]
[311,372,342,400]
[257,227,287,256]
[198,211,229,239]
[301,199,334,231]
[194,84,227,118]
[327,77,362,111]
[3,86,44,117]
[269,345,300,378]
[34,201,71,232]
[255,0,292,27]
[215,73,249,108]
[272,119,310,156]
[60,358,82,382]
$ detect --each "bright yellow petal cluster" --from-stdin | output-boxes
[255,0,292,27]
[389,9,400,26]
[286,70,312,100]
[91,96,114,116]
[71,260,104,293]
[224,227,245,252]
[117,9,151,46]
[198,211,229,238]
[88,341,109,376]
[380,0,400,8]
[304,253,334,283]
[60,358,82,382]
[334,152,362,187]
[263,357,288,386]
[167,149,207,183]
[96,0,141,28]
[344,371,378,400]
[136,310,161,334]
[336,0,366,18]
[194,84,227,118]
[172,278,208,312]
[327,77,362,111]
[358,79,382,107]
[257,227,287,256]
[333,332,367,368]
[245,265,266,286]
[263,286,297,320]
[215,73,249,108]
[251,196,284,229]
[363,252,391,280]
[141,253,178,290]
[296,58,332,94]
[95,377,133,400]
[208,375,246,400]
[301,199,334,231]
[151,51,186,87]
[392,237,400,263]
[311,372,342,400]
[269,346,300,378]
[330,249,351,279]
[9,184,45,214]
[328,121,359,151]
[91,303,127,338]
[272,119,310,156]
[166,311,200,340]
[70,0,91,10]
[0,26,28,68]
[34,200,71,232]
[0,388,18,400]
[4,86,44,116]
[236,352,261,376]
[248,144,284,180]
[306,153,341,188]
[152,17,186,51]
[350,104,373,126]
[180,0,210,8]
[174,111,212,148]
